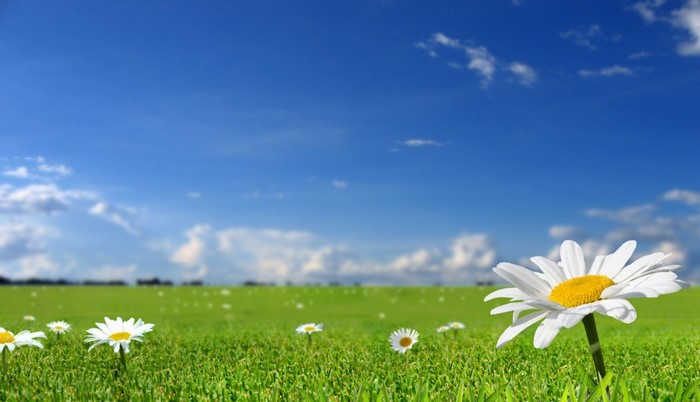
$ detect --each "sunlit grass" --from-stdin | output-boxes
[0,285,698,400]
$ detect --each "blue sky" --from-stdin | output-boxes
[2,0,700,285]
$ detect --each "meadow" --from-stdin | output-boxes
[0,285,698,401]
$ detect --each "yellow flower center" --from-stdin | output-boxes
[399,337,413,347]
[109,332,131,341]
[304,326,315,332]
[0,331,15,344]
[548,275,614,308]
[55,326,63,331]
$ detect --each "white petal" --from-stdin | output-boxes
[596,299,637,323]
[587,255,605,275]
[597,240,636,279]
[600,283,628,298]
[560,240,586,278]
[614,287,661,299]
[496,310,548,348]
[611,252,666,283]
[494,263,551,298]
[530,256,567,286]
[533,317,563,349]
[557,310,586,328]
[490,302,536,315]
[484,287,529,302]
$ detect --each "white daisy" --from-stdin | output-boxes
[295,323,323,334]
[485,240,688,348]
[46,321,71,334]
[85,317,154,354]
[436,325,450,333]
[389,328,419,354]
[448,321,465,330]
[0,328,46,352]
[23,315,35,321]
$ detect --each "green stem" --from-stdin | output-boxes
[582,314,606,379]
[119,346,128,372]
[307,333,312,346]
[2,348,6,375]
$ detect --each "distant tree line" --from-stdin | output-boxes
[0,276,203,286]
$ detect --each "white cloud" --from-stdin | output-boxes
[38,163,72,176]
[416,33,534,88]
[585,204,655,223]
[170,224,500,285]
[629,51,651,59]
[631,0,700,57]
[548,225,587,242]
[87,264,138,282]
[465,46,497,87]
[508,62,537,86]
[3,167,29,178]
[0,223,53,260]
[399,139,443,147]
[332,180,347,189]
[672,0,700,55]
[432,32,460,48]
[89,202,140,235]
[578,65,634,77]
[664,188,700,205]
[631,0,666,22]
[0,253,64,279]
[171,224,211,267]
[187,191,202,199]
[0,184,94,215]
[560,25,603,50]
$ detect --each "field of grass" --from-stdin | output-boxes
[0,285,698,401]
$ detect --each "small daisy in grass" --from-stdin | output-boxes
[46,321,70,340]
[389,328,419,354]
[85,317,154,370]
[0,328,46,372]
[436,325,450,336]
[296,323,323,345]
[448,321,465,338]
[23,315,35,321]
[485,240,687,381]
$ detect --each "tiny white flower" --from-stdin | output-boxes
[46,321,71,334]
[448,321,465,330]
[295,323,323,335]
[437,325,450,333]
[23,315,35,321]
[389,328,419,354]
[85,317,154,354]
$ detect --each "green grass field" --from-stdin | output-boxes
[0,286,698,401]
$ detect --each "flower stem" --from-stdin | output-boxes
[307,333,312,346]
[582,313,606,379]
[2,348,6,375]
[119,346,128,372]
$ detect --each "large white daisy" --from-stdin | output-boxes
[0,328,46,352]
[485,240,687,348]
[85,317,154,353]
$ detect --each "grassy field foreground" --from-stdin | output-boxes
[0,286,698,401]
